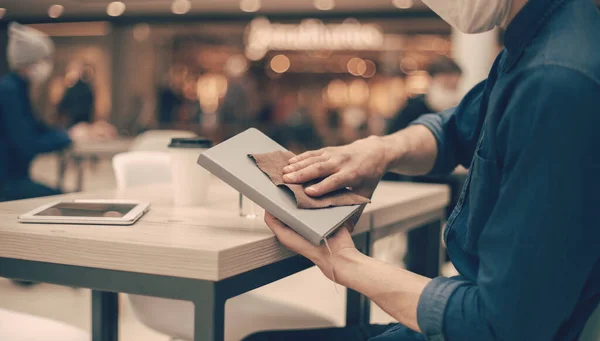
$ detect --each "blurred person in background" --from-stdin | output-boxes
[341,106,369,144]
[285,90,324,152]
[220,64,264,140]
[57,61,116,140]
[247,0,600,339]
[157,68,185,125]
[324,108,342,146]
[0,23,88,203]
[387,56,462,134]
[57,61,95,128]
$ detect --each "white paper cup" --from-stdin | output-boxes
[169,138,213,206]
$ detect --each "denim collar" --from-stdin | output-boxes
[503,0,569,72]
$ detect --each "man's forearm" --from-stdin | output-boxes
[333,249,431,333]
[377,125,438,176]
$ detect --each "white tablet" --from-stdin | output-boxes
[18,199,150,225]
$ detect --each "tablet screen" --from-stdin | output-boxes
[34,202,137,218]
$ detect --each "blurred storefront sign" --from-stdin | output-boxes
[28,22,111,37]
[245,18,385,60]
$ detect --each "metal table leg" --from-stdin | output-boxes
[74,156,85,192]
[346,232,372,326]
[0,249,353,341]
[92,291,119,341]
[193,288,225,341]
[57,151,68,191]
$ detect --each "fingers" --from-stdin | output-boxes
[264,212,287,233]
[305,173,348,196]
[284,159,338,184]
[264,213,301,241]
[283,155,328,174]
[345,204,366,231]
[288,149,324,164]
[264,212,316,256]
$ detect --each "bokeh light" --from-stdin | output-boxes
[327,79,348,107]
[133,23,151,41]
[225,54,249,77]
[314,0,335,11]
[362,60,377,78]
[356,60,368,76]
[347,57,367,76]
[240,0,261,13]
[106,2,126,17]
[405,70,431,95]
[348,79,370,105]
[343,18,360,24]
[369,78,407,118]
[270,54,291,74]
[48,5,64,19]
[399,56,419,75]
[171,0,192,14]
[197,74,228,113]
[245,47,267,61]
[392,0,414,9]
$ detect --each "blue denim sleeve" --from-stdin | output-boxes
[416,66,600,341]
[410,80,488,176]
[416,277,467,341]
[0,80,71,162]
[410,110,457,175]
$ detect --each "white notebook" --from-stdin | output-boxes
[197,128,362,245]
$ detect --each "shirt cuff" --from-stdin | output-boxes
[417,277,466,341]
[410,114,447,175]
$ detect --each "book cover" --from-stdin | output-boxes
[197,128,361,245]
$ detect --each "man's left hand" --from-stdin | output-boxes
[264,212,358,282]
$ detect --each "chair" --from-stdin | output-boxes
[581,304,600,341]
[0,308,88,341]
[129,130,197,152]
[112,152,336,341]
[112,151,172,190]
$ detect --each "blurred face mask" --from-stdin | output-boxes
[28,60,53,84]
[421,0,512,33]
[426,81,460,112]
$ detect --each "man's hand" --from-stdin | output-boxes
[264,212,359,282]
[265,211,429,333]
[68,121,118,143]
[90,120,117,140]
[282,136,389,199]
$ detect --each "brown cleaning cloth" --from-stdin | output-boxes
[249,150,370,209]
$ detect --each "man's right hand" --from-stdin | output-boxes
[282,136,390,199]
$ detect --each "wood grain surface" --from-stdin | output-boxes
[0,181,449,281]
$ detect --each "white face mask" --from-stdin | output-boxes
[421,0,512,33]
[29,60,53,84]
[426,81,460,112]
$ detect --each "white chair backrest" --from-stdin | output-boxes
[581,304,600,341]
[129,130,196,152]
[112,151,172,190]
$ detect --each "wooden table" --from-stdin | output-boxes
[0,181,449,341]
[58,138,134,192]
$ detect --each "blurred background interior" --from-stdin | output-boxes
[0,0,508,154]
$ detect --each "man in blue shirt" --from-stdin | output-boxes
[246,0,600,340]
[0,23,76,202]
